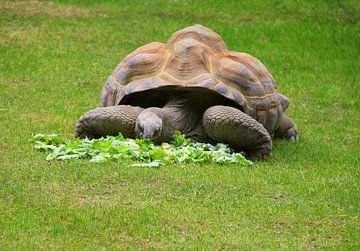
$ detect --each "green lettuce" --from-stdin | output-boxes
[32,132,252,167]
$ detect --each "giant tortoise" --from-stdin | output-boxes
[75,25,299,160]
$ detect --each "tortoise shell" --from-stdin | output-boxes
[100,25,288,134]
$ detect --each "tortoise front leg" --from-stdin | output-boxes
[203,105,272,161]
[75,105,144,139]
[274,115,299,141]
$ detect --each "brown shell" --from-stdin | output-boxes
[100,25,287,134]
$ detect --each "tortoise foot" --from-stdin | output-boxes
[284,125,299,141]
[275,115,299,141]
[203,105,272,161]
[75,105,144,139]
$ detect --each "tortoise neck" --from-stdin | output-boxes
[160,93,206,141]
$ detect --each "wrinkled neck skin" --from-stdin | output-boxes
[163,94,206,142]
[139,93,207,143]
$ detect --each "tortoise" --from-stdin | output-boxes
[75,24,298,160]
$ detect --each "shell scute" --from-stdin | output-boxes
[167,25,227,53]
[214,82,229,95]
[165,38,210,82]
[214,57,263,96]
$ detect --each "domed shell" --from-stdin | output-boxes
[100,25,287,134]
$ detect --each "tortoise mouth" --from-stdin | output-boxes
[119,86,242,111]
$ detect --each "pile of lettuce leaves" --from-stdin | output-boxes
[32,132,252,167]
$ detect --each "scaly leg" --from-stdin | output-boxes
[203,105,272,161]
[75,105,144,139]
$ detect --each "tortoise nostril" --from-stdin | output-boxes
[143,129,153,138]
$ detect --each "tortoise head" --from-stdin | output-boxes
[135,108,164,141]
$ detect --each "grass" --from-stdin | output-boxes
[0,0,359,249]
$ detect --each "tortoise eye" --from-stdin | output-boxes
[137,123,144,131]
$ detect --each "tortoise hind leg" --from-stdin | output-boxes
[203,105,272,161]
[75,105,144,139]
[274,115,299,141]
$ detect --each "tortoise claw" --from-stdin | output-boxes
[284,125,299,141]
[275,115,299,141]
[289,134,299,141]
[246,143,272,161]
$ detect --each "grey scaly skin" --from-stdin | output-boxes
[202,105,272,160]
[75,105,144,139]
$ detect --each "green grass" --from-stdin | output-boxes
[0,0,359,249]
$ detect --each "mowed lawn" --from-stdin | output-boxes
[0,0,359,249]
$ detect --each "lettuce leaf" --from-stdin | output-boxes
[32,132,252,167]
